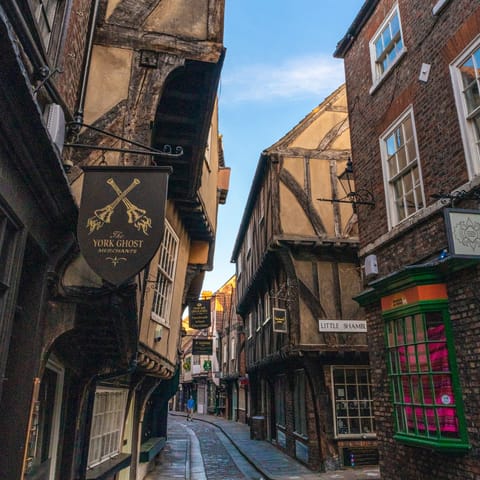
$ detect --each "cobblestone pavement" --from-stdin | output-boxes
[145,414,263,480]
[146,413,380,480]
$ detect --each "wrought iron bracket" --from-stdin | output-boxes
[431,189,480,207]
[317,189,375,209]
[64,121,184,158]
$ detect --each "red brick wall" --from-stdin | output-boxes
[344,0,479,250]
[343,1,480,478]
[55,0,93,114]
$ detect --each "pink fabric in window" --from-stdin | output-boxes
[398,324,458,434]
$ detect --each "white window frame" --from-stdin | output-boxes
[331,366,376,439]
[230,337,236,360]
[87,388,128,469]
[151,221,179,327]
[380,106,425,229]
[369,4,406,90]
[451,35,480,178]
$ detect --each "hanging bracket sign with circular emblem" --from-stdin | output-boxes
[77,166,172,286]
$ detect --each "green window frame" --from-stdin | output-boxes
[384,301,469,452]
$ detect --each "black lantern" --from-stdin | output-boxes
[318,157,375,212]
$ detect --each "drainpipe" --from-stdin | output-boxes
[73,0,100,126]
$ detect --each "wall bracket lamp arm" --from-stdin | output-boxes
[317,158,375,211]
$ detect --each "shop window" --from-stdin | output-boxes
[384,303,469,451]
[151,221,178,326]
[451,37,480,177]
[87,388,128,468]
[293,370,307,437]
[332,366,375,438]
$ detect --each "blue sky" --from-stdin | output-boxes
[203,0,365,292]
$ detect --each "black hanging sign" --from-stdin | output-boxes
[192,338,213,355]
[273,307,288,333]
[77,166,171,286]
[189,300,211,329]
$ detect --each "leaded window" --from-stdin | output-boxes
[151,221,178,326]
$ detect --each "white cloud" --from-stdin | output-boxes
[221,54,345,103]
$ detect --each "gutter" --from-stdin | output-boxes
[333,0,379,58]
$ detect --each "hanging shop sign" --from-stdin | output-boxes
[272,307,288,333]
[318,320,367,333]
[444,208,480,258]
[192,338,213,355]
[77,166,171,286]
[189,300,211,329]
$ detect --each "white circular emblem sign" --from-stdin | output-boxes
[441,394,452,405]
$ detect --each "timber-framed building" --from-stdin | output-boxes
[231,85,378,471]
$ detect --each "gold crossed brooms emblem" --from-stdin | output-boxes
[86,178,152,235]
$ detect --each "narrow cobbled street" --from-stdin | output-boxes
[145,415,263,480]
[145,414,380,480]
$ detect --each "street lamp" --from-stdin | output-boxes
[317,157,375,213]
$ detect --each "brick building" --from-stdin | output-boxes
[335,0,480,478]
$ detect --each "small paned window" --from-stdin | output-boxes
[370,5,405,84]
[87,389,128,468]
[381,108,425,228]
[151,221,178,326]
[385,304,469,451]
[332,367,375,437]
[294,370,307,437]
[451,38,480,177]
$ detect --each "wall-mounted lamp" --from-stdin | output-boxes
[317,158,375,212]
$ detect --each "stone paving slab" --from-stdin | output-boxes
[170,412,380,480]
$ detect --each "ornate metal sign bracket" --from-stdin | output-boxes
[65,121,184,158]
[431,188,480,208]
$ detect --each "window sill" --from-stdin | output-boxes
[335,433,377,440]
[150,311,170,327]
[140,437,166,463]
[369,48,407,96]
[86,453,131,480]
[293,431,308,441]
[394,433,470,453]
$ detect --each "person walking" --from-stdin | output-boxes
[186,396,195,421]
